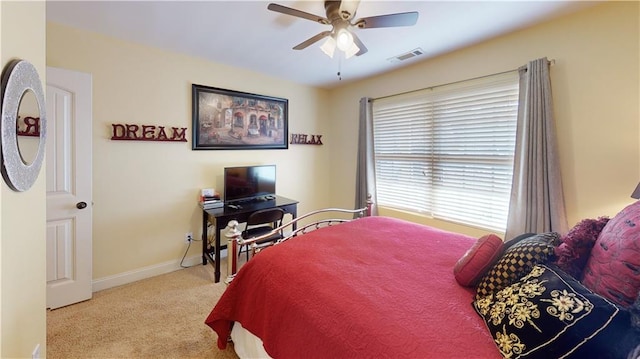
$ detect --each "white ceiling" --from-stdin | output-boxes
[46,1,596,89]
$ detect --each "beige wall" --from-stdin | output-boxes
[1,1,47,358]
[0,1,632,356]
[46,1,640,283]
[47,23,331,280]
[328,1,640,238]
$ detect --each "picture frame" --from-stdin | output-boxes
[192,84,288,150]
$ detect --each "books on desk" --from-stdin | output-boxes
[201,200,223,209]
[200,194,223,209]
[201,193,220,201]
[202,203,223,209]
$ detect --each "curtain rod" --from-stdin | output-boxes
[372,58,555,102]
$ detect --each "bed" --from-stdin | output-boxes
[205,214,501,358]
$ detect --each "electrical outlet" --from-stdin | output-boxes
[185,232,193,243]
[32,344,40,359]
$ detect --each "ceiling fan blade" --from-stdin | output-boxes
[293,31,332,50]
[354,12,419,29]
[338,0,360,20]
[351,32,368,56]
[267,3,329,25]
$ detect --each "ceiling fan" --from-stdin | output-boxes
[267,1,419,59]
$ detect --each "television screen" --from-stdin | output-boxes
[224,165,276,203]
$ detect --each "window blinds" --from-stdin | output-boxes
[372,71,519,231]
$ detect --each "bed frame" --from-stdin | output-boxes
[224,202,371,283]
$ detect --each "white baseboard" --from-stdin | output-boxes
[92,251,223,292]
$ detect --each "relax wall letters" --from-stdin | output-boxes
[290,134,323,145]
[17,116,40,137]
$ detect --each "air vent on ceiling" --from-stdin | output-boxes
[387,48,424,63]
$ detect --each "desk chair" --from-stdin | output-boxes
[239,207,285,261]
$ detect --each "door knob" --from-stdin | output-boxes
[76,201,87,209]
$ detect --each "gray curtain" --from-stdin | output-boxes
[355,97,378,216]
[505,58,568,239]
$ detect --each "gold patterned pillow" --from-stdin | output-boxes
[473,264,638,359]
[475,232,559,300]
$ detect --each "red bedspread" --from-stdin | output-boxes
[205,216,500,358]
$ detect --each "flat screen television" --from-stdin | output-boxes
[224,165,276,203]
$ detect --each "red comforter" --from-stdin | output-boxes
[206,216,500,358]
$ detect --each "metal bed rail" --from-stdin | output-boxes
[224,205,370,283]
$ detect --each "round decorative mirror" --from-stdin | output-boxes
[0,59,47,192]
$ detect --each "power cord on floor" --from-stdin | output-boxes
[180,222,215,268]
[179,233,205,269]
[179,239,195,268]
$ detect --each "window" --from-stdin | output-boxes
[372,72,519,232]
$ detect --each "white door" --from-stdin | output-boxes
[46,67,93,309]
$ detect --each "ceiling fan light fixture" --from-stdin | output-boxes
[344,42,360,59]
[335,29,354,51]
[268,1,418,59]
[320,36,336,58]
[339,0,360,20]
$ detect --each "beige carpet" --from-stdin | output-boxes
[47,263,240,359]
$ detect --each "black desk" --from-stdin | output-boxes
[200,195,298,282]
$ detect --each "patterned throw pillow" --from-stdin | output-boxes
[503,232,537,249]
[454,234,504,287]
[475,232,559,299]
[582,200,640,307]
[473,264,638,359]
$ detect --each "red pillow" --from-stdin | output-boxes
[454,234,503,287]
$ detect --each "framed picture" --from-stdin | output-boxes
[192,84,288,150]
